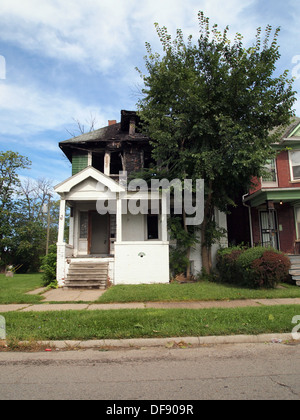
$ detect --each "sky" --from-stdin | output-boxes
[0,0,299,187]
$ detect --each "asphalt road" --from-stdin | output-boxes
[0,341,299,401]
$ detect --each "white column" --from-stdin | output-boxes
[58,199,66,244]
[116,194,122,242]
[161,193,168,242]
[69,207,74,247]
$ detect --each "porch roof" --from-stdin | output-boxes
[243,187,300,207]
[54,166,125,195]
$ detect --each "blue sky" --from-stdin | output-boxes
[0,0,299,186]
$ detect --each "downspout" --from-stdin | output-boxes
[242,194,254,248]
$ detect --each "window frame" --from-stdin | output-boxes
[289,149,300,182]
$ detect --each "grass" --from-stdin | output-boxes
[97,281,300,303]
[1,273,300,305]
[1,305,300,341]
[0,273,44,304]
[0,273,300,343]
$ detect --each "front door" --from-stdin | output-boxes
[88,212,109,255]
[260,210,279,249]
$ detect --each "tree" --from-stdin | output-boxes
[11,178,58,272]
[0,151,31,268]
[137,12,297,274]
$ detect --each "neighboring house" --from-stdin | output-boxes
[54,110,227,288]
[242,117,300,255]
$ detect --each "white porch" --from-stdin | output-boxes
[54,167,170,287]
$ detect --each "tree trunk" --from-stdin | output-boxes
[201,221,212,275]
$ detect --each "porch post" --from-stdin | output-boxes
[58,199,66,244]
[161,193,168,242]
[116,194,122,242]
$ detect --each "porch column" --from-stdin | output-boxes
[161,193,168,242]
[116,194,122,242]
[58,199,66,244]
[68,206,74,247]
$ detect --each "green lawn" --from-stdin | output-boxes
[0,273,44,304]
[2,305,299,341]
[97,281,300,303]
[1,274,300,344]
[1,273,300,304]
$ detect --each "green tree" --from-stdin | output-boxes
[0,151,31,268]
[11,178,58,272]
[137,12,296,273]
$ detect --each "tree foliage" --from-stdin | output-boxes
[0,151,58,272]
[137,12,297,273]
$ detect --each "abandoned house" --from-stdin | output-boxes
[54,110,227,288]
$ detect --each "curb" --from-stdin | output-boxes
[17,333,297,350]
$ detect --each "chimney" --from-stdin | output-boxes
[129,117,136,135]
[108,120,117,126]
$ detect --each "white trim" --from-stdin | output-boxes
[294,206,300,240]
[288,149,300,182]
[54,166,125,194]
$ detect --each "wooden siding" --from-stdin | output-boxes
[72,153,88,176]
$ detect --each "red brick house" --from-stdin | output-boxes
[242,117,300,255]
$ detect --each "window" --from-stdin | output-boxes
[79,212,88,239]
[262,159,277,183]
[295,207,300,240]
[289,150,300,180]
[110,152,123,175]
[147,214,159,240]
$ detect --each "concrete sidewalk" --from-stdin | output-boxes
[0,285,299,312]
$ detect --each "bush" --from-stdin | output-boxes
[251,250,291,288]
[216,246,244,284]
[216,246,290,289]
[40,244,57,288]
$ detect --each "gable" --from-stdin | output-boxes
[289,123,300,138]
[54,166,125,199]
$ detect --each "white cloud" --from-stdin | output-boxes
[0,0,261,74]
[0,81,117,143]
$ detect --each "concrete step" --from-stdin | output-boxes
[64,262,109,290]
[288,255,300,262]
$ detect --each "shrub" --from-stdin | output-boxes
[216,246,244,283]
[216,246,290,289]
[251,250,291,288]
[40,244,57,288]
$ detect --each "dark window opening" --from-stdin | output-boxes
[147,214,159,240]
[92,153,104,173]
[110,152,123,174]
[143,150,155,169]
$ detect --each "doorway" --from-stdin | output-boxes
[260,210,279,250]
[88,212,109,255]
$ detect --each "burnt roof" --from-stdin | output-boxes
[60,110,149,161]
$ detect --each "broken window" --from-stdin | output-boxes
[92,152,104,173]
[110,152,123,174]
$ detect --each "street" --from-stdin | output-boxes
[0,341,299,401]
